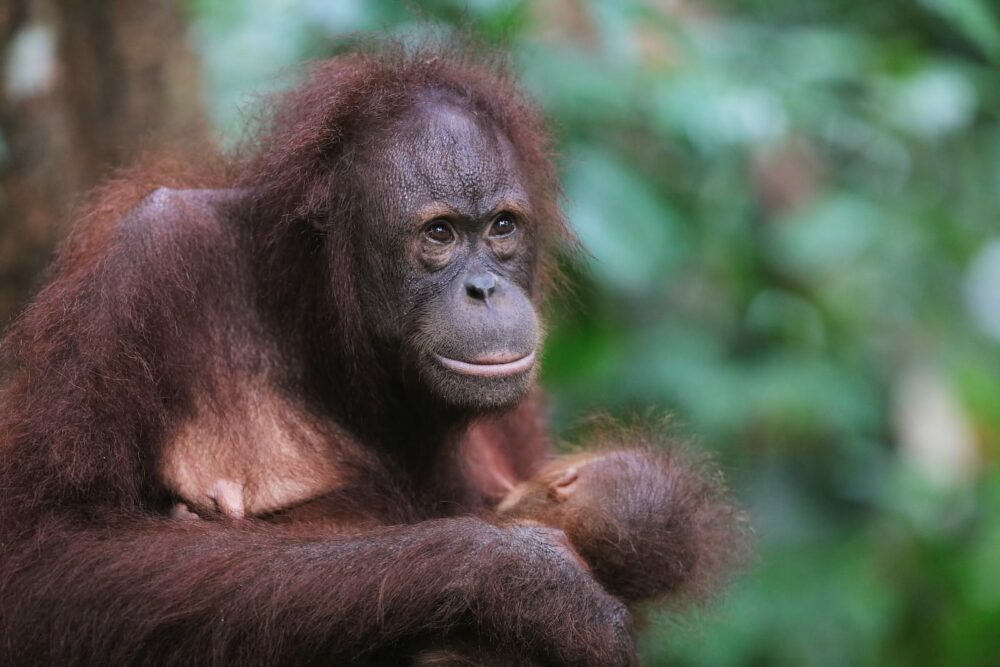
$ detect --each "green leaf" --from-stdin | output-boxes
[563,146,686,292]
[919,0,1000,61]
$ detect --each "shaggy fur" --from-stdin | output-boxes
[499,426,748,606]
[0,42,740,666]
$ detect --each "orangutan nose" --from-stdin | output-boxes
[465,272,497,303]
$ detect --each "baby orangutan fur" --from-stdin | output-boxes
[412,425,748,666]
[497,437,746,604]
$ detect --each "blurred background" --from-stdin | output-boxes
[2,1,999,665]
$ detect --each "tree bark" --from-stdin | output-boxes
[0,0,207,328]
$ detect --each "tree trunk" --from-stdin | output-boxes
[0,0,207,328]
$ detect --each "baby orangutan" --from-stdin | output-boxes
[497,442,745,605]
[413,436,746,665]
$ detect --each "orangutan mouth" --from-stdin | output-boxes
[435,351,536,378]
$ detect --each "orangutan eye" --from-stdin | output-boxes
[424,220,455,244]
[489,213,517,238]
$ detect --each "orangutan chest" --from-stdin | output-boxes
[160,385,344,517]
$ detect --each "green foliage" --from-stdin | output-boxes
[188,1,1000,664]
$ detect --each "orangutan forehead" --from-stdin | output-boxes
[369,97,528,217]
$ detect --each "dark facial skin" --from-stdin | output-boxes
[355,96,541,410]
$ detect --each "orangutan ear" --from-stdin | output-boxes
[547,467,579,502]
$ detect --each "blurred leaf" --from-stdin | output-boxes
[564,146,686,292]
[768,194,882,281]
[881,65,978,139]
[651,75,789,151]
[919,0,1000,61]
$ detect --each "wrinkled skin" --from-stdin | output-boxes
[356,95,541,410]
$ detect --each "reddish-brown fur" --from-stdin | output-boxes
[0,41,739,666]
[411,426,748,667]
[498,430,748,606]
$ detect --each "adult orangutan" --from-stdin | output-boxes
[0,43,741,665]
